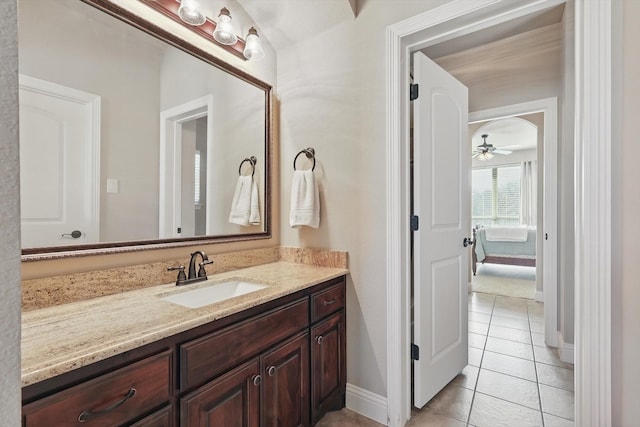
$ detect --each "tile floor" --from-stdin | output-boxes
[318,292,575,427]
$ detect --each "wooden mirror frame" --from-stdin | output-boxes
[22,0,272,260]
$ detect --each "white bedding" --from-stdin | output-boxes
[484,226,530,242]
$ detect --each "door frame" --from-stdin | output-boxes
[18,74,101,244]
[159,94,214,238]
[469,97,558,349]
[385,1,612,426]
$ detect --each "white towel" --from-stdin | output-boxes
[289,170,319,228]
[484,226,528,242]
[229,176,260,226]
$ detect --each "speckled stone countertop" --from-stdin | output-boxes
[21,261,348,387]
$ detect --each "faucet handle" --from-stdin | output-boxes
[198,260,213,278]
[167,265,186,284]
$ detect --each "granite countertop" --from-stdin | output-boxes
[21,261,348,387]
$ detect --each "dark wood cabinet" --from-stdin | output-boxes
[181,359,261,427]
[310,312,346,424]
[22,276,346,427]
[22,350,172,427]
[262,332,310,427]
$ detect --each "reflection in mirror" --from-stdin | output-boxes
[18,0,270,254]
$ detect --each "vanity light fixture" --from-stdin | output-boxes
[212,7,238,45]
[243,27,265,60]
[141,1,265,61]
[177,0,206,26]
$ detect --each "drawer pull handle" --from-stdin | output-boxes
[316,335,324,345]
[252,374,262,386]
[77,388,136,423]
[323,298,337,306]
[267,366,277,376]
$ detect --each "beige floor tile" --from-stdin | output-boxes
[493,307,529,320]
[408,406,467,426]
[470,293,496,304]
[529,321,545,334]
[426,384,474,423]
[469,347,483,367]
[490,315,530,331]
[481,350,537,381]
[476,369,540,410]
[469,332,487,349]
[316,408,384,426]
[469,321,489,335]
[495,296,529,308]
[451,365,479,390]
[543,412,575,427]
[469,392,543,427]
[533,346,573,369]
[528,311,544,323]
[539,384,575,420]
[536,363,574,391]
[488,324,532,344]
[485,336,534,360]
[469,303,493,315]
[469,311,491,324]
[531,332,545,347]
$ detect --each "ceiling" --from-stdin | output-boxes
[238,0,356,51]
[422,4,565,59]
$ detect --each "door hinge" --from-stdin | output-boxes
[411,215,419,231]
[177,227,182,234]
[411,344,420,361]
[410,84,419,101]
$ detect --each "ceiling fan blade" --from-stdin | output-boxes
[472,153,480,158]
[493,149,512,155]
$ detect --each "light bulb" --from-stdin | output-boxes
[178,0,206,26]
[213,8,238,45]
[243,27,265,60]
[485,152,494,160]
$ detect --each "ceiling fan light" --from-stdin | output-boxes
[485,152,493,160]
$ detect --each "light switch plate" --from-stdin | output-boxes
[106,178,119,194]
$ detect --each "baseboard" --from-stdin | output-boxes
[345,383,387,425]
[534,291,544,302]
[558,332,575,364]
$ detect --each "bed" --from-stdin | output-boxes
[472,227,536,275]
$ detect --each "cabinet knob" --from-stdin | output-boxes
[316,335,324,345]
[267,366,276,376]
[251,374,262,386]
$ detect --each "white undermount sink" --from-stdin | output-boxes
[160,280,267,309]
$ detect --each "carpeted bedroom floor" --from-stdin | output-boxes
[471,264,537,299]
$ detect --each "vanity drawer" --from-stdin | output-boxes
[23,350,172,426]
[311,283,345,322]
[180,298,309,391]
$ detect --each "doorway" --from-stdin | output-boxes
[386,1,613,426]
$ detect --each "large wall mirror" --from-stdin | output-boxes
[18,0,271,257]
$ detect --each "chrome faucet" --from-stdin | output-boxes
[167,250,213,286]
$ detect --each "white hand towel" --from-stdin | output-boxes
[229,176,261,226]
[289,170,319,228]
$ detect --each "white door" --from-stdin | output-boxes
[412,52,470,408]
[19,76,100,247]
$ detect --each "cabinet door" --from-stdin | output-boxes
[181,359,261,427]
[310,312,346,424]
[262,332,310,427]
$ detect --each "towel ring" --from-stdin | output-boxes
[238,156,257,177]
[293,147,315,171]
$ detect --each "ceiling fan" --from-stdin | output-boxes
[472,134,512,160]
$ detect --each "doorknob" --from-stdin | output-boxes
[463,237,474,247]
[61,230,82,239]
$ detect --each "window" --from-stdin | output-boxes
[194,150,201,207]
[472,165,521,226]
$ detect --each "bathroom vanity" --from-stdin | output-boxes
[21,262,347,426]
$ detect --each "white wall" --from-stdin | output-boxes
[0,0,22,422]
[612,0,640,424]
[277,0,449,398]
